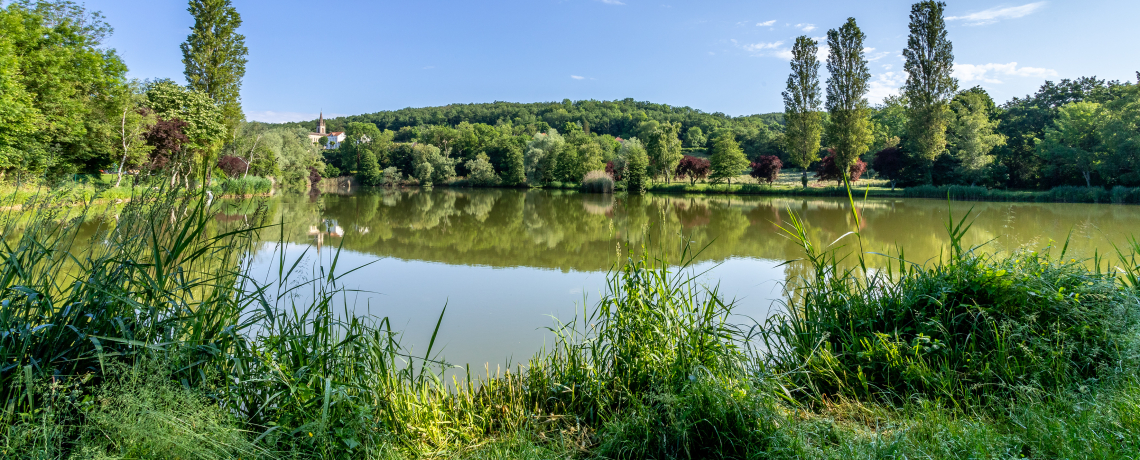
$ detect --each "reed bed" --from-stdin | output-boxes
[2,184,1140,459]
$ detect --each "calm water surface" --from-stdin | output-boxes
[239,188,1140,370]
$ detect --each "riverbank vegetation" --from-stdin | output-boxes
[3,188,1139,459]
[0,1,322,195]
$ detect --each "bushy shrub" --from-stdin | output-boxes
[464,156,500,186]
[815,151,867,186]
[581,170,614,193]
[381,166,402,187]
[324,163,341,178]
[622,138,649,194]
[749,155,782,184]
[213,176,272,195]
[216,155,248,178]
[415,161,434,186]
[1112,186,1140,204]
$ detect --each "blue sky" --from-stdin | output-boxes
[90,0,1139,122]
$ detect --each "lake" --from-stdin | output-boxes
[238,188,1140,371]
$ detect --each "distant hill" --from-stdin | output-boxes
[279,99,785,140]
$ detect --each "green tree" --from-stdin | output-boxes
[709,134,749,185]
[824,18,874,174]
[499,141,526,186]
[903,1,958,183]
[0,1,127,176]
[622,138,649,194]
[684,126,707,149]
[144,80,225,187]
[783,35,824,186]
[638,120,683,181]
[181,0,248,134]
[1100,77,1140,185]
[1039,101,1106,187]
[870,94,908,152]
[524,129,565,184]
[112,81,156,186]
[948,89,1005,185]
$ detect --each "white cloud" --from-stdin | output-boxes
[796,23,816,32]
[867,71,907,104]
[953,62,1058,84]
[816,47,829,63]
[864,47,890,62]
[570,75,585,80]
[247,111,343,124]
[742,41,783,53]
[757,20,776,27]
[947,2,1045,25]
[597,0,625,4]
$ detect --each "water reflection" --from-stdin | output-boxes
[258,188,1140,273]
[235,188,1140,370]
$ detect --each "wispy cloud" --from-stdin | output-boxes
[867,71,906,103]
[953,62,1058,84]
[947,2,1045,25]
[864,47,890,61]
[247,111,344,124]
[795,23,816,32]
[597,0,625,5]
[742,41,783,53]
[756,20,776,27]
[570,75,585,80]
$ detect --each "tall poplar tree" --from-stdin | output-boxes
[903,1,957,183]
[824,18,874,174]
[181,0,248,135]
[783,35,824,186]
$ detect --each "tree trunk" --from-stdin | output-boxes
[1084,171,1092,188]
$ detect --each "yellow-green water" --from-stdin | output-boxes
[236,188,1140,369]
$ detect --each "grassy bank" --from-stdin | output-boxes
[2,189,1139,459]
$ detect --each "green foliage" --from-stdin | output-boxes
[524,129,564,184]
[684,126,706,148]
[182,0,248,133]
[824,18,874,172]
[708,134,749,185]
[903,1,957,181]
[211,175,271,195]
[621,138,649,194]
[640,120,684,181]
[380,166,401,186]
[0,1,127,176]
[948,88,1005,185]
[464,155,500,186]
[144,79,226,184]
[783,35,824,170]
[1040,101,1107,187]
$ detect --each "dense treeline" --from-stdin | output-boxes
[0,0,322,191]
[296,3,1138,194]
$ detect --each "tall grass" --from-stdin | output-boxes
[580,170,614,193]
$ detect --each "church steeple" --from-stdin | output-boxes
[318,111,326,135]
